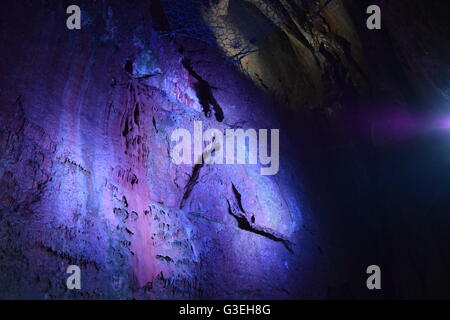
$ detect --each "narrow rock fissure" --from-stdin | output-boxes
[231,183,246,214]
[227,184,294,254]
[181,57,224,122]
[179,162,204,209]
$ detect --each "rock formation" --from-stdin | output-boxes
[1,0,450,299]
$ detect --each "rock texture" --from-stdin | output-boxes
[1,0,450,299]
[0,0,323,299]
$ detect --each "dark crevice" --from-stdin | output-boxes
[130,173,138,186]
[40,243,100,271]
[228,183,293,253]
[134,103,140,126]
[319,43,357,100]
[181,57,224,122]
[309,0,334,22]
[122,119,130,137]
[152,116,158,133]
[231,183,245,213]
[124,59,133,74]
[179,145,219,209]
[335,34,369,82]
[227,199,294,254]
[179,162,204,209]
[150,0,171,31]
[156,255,174,263]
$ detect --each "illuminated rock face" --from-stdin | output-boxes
[0,0,326,299]
[1,0,450,300]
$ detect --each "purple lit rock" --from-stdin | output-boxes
[0,0,325,299]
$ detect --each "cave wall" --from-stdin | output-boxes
[203,0,367,111]
[0,0,328,299]
[1,0,450,299]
